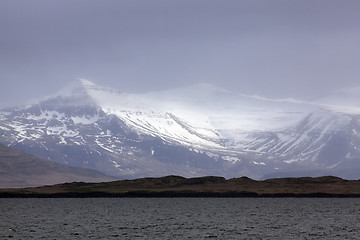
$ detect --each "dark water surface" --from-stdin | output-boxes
[1,198,360,239]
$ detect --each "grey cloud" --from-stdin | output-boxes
[1,0,360,107]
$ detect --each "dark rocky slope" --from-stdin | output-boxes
[0,144,117,188]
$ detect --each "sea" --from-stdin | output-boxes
[1,198,359,239]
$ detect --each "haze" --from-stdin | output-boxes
[1,0,360,108]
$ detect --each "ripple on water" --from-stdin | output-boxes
[1,198,360,239]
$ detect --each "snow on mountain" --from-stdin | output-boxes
[56,79,315,147]
[1,79,360,179]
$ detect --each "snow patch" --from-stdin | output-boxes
[252,161,266,165]
[71,114,99,124]
[222,156,241,163]
[0,125,10,131]
[284,159,298,164]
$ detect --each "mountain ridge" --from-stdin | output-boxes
[1,79,360,179]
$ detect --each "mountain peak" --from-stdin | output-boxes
[34,78,105,108]
[53,78,94,98]
[78,78,97,88]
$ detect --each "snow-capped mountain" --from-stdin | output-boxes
[1,79,360,179]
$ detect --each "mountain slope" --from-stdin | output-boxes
[0,143,117,188]
[1,79,360,179]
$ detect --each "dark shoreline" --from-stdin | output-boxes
[2,191,360,198]
[2,175,360,198]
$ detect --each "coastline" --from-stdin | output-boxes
[1,175,360,198]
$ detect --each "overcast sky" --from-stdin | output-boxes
[1,0,360,107]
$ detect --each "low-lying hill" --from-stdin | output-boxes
[0,144,117,188]
[1,175,360,197]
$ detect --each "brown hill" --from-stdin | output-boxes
[0,144,117,188]
[2,175,360,197]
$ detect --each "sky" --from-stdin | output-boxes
[1,0,360,108]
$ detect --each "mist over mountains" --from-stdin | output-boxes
[1,79,360,180]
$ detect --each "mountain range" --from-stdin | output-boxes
[1,79,360,180]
